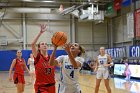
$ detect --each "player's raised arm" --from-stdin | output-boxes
[49,45,59,66]
[31,24,47,57]
[64,43,78,68]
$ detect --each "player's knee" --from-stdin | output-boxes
[17,88,22,93]
[95,83,100,87]
[105,83,110,89]
[22,88,24,92]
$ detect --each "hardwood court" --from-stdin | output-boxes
[0,72,140,93]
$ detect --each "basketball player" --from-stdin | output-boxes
[28,53,35,85]
[89,59,95,74]
[9,50,30,93]
[94,47,113,93]
[49,43,85,93]
[123,57,131,82]
[31,24,55,93]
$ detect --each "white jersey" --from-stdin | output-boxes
[97,54,108,70]
[56,55,84,85]
[29,58,35,72]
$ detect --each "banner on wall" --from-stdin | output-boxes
[127,12,134,39]
[132,0,139,2]
[122,0,131,7]
[105,47,126,58]
[105,2,116,17]
[114,0,122,11]
[135,8,140,38]
[129,46,140,57]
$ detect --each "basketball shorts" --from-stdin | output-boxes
[58,82,81,93]
[34,83,55,93]
[13,73,25,84]
[96,69,110,79]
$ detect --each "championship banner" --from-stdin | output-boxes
[135,8,140,38]
[132,0,139,2]
[122,0,131,7]
[127,12,134,39]
[106,2,114,15]
[114,0,122,11]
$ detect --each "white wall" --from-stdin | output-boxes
[0,10,108,60]
[75,20,108,60]
[113,7,133,47]
[0,20,23,49]
[26,20,70,49]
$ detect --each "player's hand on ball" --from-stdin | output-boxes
[51,41,58,48]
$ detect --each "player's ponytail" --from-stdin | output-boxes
[37,42,41,53]
[78,45,85,56]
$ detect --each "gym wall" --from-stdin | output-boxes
[0,50,66,71]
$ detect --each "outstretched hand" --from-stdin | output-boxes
[40,24,47,33]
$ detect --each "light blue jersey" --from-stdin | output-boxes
[56,55,84,93]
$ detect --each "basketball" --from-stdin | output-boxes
[51,31,67,46]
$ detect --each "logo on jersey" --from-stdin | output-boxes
[99,58,107,64]
[65,65,73,69]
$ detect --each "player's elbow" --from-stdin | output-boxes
[73,64,78,69]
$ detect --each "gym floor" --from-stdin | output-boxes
[0,72,140,93]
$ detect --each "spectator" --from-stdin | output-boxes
[123,57,131,82]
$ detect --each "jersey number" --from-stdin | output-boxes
[45,68,51,74]
[70,71,74,78]
[100,60,104,64]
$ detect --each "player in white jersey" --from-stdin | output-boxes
[49,43,85,93]
[28,53,35,84]
[94,47,113,93]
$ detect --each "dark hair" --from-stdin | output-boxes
[123,57,127,61]
[38,41,42,53]
[78,45,85,56]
